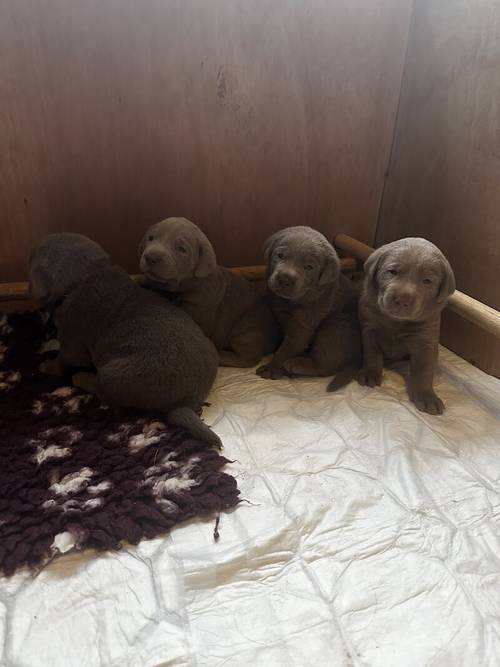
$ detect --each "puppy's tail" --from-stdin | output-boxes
[168,406,222,449]
[327,363,359,393]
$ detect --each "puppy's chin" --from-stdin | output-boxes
[144,273,180,291]
[268,280,304,301]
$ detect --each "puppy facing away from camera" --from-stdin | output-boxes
[358,237,455,415]
[256,226,361,382]
[29,233,222,448]
[139,217,280,367]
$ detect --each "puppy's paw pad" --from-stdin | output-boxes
[357,368,382,388]
[256,362,286,380]
[412,391,444,415]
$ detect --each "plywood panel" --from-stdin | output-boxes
[0,0,411,281]
[441,310,500,378]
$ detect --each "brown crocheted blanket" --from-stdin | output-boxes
[0,312,239,576]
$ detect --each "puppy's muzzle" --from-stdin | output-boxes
[391,291,415,310]
[143,250,163,267]
[276,272,296,290]
[384,289,419,318]
[141,250,178,289]
[270,270,300,298]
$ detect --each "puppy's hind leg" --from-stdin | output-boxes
[287,314,361,381]
[72,371,107,402]
[283,356,327,377]
[218,329,266,368]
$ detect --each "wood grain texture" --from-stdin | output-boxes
[0,0,411,282]
[376,0,500,375]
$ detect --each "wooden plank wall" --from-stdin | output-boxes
[377,0,500,376]
[0,0,412,282]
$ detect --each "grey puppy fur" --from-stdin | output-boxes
[256,226,361,381]
[358,237,455,415]
[139,217,280,367]
[29,233,221,448]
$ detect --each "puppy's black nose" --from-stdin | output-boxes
[277,273,296,289]
[391,292,415,309]
[144,250,162,267]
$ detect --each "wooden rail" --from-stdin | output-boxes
[0,258,359,303]
[334,233,500,339]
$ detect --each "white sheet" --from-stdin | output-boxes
[1,347,500,667]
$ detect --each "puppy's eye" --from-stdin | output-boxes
[305,264,314,271]
[176,246,188,254]
[423,278,432,285]
[148,235,154,242]
[388,269,398,276]
[276,252,285,260]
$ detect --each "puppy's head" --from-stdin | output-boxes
[264,226,340,301]
[29,233,110,306]
[139,217,217,290]
[364,237,455,321]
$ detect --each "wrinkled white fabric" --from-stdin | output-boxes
[1,347,499,667]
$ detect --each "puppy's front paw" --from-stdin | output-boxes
[256,362,286,380]
[357,367,382,388]
[284,357,312,377]
[410,389,444,415]
[72,371,99,396]
[39,358,64,376]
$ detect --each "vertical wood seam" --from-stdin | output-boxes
[373,0,416,248]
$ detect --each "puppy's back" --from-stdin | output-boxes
[57,266,218,402]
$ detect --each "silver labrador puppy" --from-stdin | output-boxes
[29,233,221,447]
[256,226,361,381]
[140,217,280,367]
[359,237,455,415]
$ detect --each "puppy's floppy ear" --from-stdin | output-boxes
[363,246,387,291]
[139,224,156,259]
[437,254,455,303]
[194,231,217,278]
[138,233,147,259]
[28,265,52,303]
[262,230,286,262]
[319,247,341,285]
